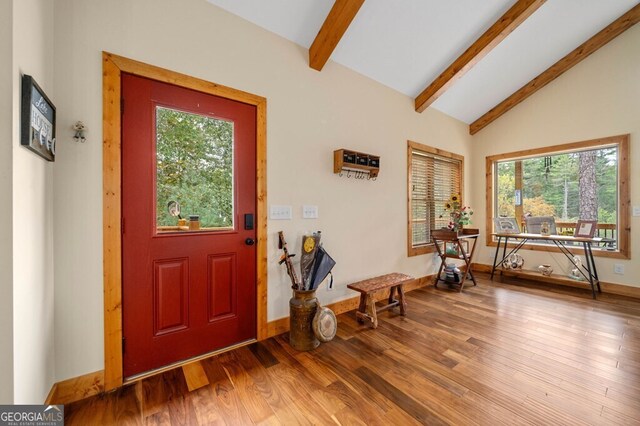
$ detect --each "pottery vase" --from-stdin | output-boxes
[538,264,553,276]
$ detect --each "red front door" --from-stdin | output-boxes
[122,73,257,378]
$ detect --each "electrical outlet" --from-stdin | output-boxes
[302,205,319,219]
[633,206,640,217]
[614,264,625,275]
[269,205,292,220]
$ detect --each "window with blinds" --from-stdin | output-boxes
[408,142,462,255]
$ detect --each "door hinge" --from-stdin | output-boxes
[122,337,126,354]
[121,217,125,234]
[120,97,124,114]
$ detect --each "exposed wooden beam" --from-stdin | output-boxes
[470,3,640,135]
[309,0,365,71]
[414,0,546,113]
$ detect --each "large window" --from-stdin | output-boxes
[407,141,463,256]
[487,135,630,258]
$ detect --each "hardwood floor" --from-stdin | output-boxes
[66,274,640,425]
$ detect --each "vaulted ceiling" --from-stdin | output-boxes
[206,0,640,133]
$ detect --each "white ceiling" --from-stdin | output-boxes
[206,0,639,124]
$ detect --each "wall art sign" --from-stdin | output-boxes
[21,74,56,161]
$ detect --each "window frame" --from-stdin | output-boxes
[407,140,464,257]
[485,134,630,259]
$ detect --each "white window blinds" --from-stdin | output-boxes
[410,149,462,247]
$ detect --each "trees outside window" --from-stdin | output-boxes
[496,147,618,225]
[487,135,629,258]
[155,107,234,230]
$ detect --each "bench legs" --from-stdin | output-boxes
[397,285,406,316]
[355,285,406,329]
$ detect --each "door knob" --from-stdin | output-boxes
[245,238,255,246]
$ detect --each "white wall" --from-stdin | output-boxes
[52,0,472,381]
[0,0,15,406]
[12,0,56,404]
[470,24,640,287]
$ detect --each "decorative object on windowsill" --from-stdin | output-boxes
[21,74,56,161]
[440,194,473,233]
[574,219,598,238]
[167,200,181,220]
[538,264,553,276]
[333,148,379,180]
[493,217,520,234]
[72,121,87,143]
[188,215,200,230]
[525,216,557,235]
[503,253,524,270]
[166,200,188,229]
[540,221,551,236]
[569,256,584,281]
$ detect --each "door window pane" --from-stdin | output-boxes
[156,106,234,232]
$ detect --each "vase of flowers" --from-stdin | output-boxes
[443,194,473,234]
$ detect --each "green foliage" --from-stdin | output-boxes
[496,147,618,226]
[156,107,234,228]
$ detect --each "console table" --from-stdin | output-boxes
[432,231,479,292]
[490,233,602,299]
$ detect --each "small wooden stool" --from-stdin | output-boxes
[347,273,413,328]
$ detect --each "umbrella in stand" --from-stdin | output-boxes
[300,232,321,290]
[309,244,336,291]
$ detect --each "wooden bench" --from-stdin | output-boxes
[347,273,414,328]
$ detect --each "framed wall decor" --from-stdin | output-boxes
[493,217,520,234]
[21,74,56,161]
[574,220,598,238]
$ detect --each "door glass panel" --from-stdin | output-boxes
[156,106,234,233]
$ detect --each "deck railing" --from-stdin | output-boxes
[517,221,617,249]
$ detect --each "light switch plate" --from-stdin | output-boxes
[270,205,292,220]
[633,206,640,217]
[302,205,319,219]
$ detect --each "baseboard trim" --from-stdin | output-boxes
[46,370,104,405]
[45,275,434,405]
[266,274,433,338]
[472,263,640,299]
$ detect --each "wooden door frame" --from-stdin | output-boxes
[102,52,268,391]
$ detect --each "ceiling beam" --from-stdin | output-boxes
[414,0,546,113]
[470,3,640,135]
[309,0,365,71]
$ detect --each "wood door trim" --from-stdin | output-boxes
[102,52,268,391]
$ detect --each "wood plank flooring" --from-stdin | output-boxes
[65,274,640,425]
